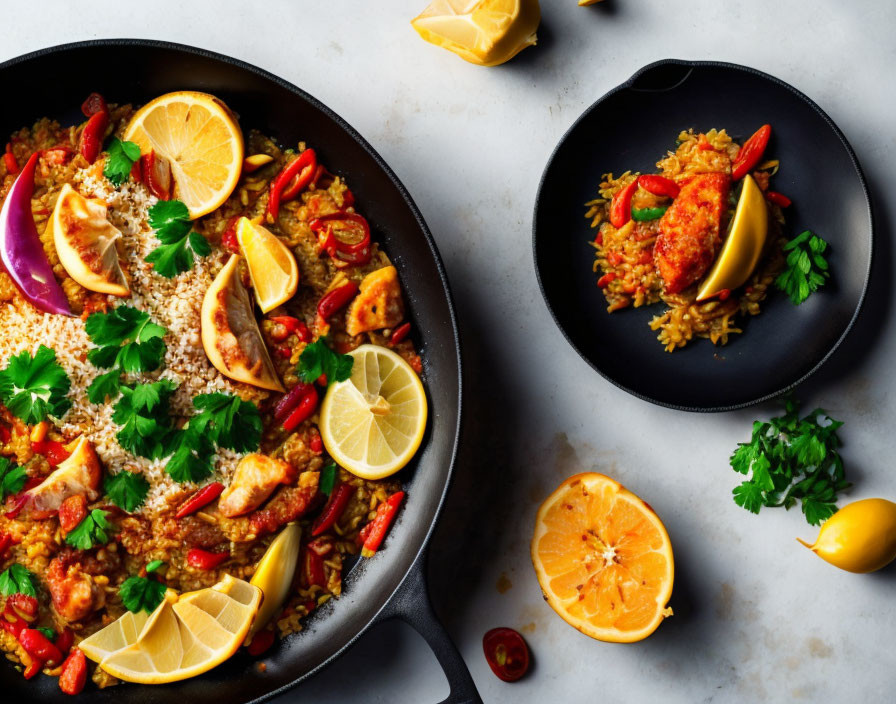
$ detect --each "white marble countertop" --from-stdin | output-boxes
[4,1,895,701]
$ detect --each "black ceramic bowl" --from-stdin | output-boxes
[533,59,873,412]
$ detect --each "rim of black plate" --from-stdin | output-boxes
[532,57,874,414]
[0,38,464,701]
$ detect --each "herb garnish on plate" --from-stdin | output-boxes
[145,200,212,278]
[774,230,830,305]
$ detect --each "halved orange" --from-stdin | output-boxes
[531,473,673,643]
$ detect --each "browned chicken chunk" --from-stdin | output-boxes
[346,265,405,336]
[46,552,105,623]
[218,453,297,518]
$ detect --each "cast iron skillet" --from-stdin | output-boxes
[0,40,479,703]
[534,59,873,411]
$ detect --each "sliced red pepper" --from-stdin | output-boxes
[78,110,109,165]
[311,483,355,536]
[6,594,37,623]
[302,546,326,588]
[765,190,791,208]
[310,212,372,268]
[4,144,18,175]
[58,649,87,695]
[246,628,275,656]
[317,282,359,321]
[597,272,617,288]
[389,322,411,346]
[18,628,63,665]
[482,627,530,682]
[219,215,241,254]
[273,382,315,422]
[269,316,311,342]
[23,658,42,680]
[360,491,404,556]
[55,628,74,656]
[309,434,323,454]
[637,174,680,198]
[267,149,317,220]
[282,387,319,433]
[186,548,230,570]
[175,482,224,519]
[732,124,772,180]
[0,616,25,639]
[31,439,71,468]
[80,92,108,118]
[609,180,638,229]
[141,150,172,200]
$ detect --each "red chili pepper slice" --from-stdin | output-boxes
[765,190,791,208]
[732,124,772,181]
[389,322,411,346]
[175,482,225,519]
[317,282,360,321]
[482,627,530,682]
[609,180,638,228]
[3,144,19,175]
[359,491,404,556]
[6,594,38,623]
[186,548,230,570]
[269,316,311,342]
[81,92,108,118]
[637,174,680,198]
[246,628,275,656]
[267,149,317,220]
[282,387,319,433]
[302,546,326,588]
[310,212,373,268]
[309,434,323,454]
[54,628,74,657]
[58,649,88,695]
[18,628,63,665]
[273,382,315,422]
[78,110,110,165]
[31,439,71,468]
[23,658,42,680]
[311,483,355,537]
[597,272,617,288]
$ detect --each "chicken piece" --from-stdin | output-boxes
[46,552,105,623]
[218,453,297,518]
[249,470,320,538]
[345,265,405,336]
[26,437,101,519]
[654,173,731,294]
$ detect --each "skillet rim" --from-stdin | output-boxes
[0,38,463,701]
[532,57,874,413]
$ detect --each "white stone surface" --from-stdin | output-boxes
[3,1,895,701]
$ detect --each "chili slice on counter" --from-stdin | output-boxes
[359,491,404,557]
[175,482,224,519]
[482,627,530,682]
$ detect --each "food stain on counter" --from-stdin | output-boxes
[806,637,833,659]
[496,572,513,594]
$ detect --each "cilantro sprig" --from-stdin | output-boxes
[104,471,150,513]
[0,457,26,501]
[86,306,168,402]
[189,393,262,454]
[775,230,830,305]
[103,137,141,187]
[112,380,179,459]
[298,339,353,385]
[166,427,215,484]
[65,509,116,550]
[120,561,167,613]
[0,346,71,424]
[0,564,38,597]
[730,399,849,525]
[145,200,211,278]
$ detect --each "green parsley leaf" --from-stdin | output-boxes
[145,200,210,278]
[0,564,38,597]
[104,471,150,513]
[119,574,167,613]
[0,345,72,424]
[65,509,115,550]
[112,381,178,459]
[297,339,354,385]
[87,370,122,404]
[319,462,337,496]
[145,560,164,574]
[103,137,141,187]
[189,393,261,454]
[165,427,215,484]
[729,399,849,525]
[36,626,56,640]
[0,457,26,501]
[775,230,830,305]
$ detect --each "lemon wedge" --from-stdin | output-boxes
[411,0,540,67]
[696,175,769,301]
[236,217,299,313]
[80,575,261,684]
[49,184,129,297]
[123,91,244,219]
[249,522,301,635]
[201,254,284,392]
[320,345,427,480]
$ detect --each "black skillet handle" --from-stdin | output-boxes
[378,549,483,704]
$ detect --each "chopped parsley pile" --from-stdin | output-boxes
[730,399,849,525]
[145,200,211,278]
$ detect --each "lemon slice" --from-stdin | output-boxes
[320,345,427,480]
[123,91,244,218]
[249,522,301,635]
[49,184,129,296]
[411,0,540,67]
[78,609,150,663]
[201,254,284,392]
[236,217,299,313]
[83,575,261,684]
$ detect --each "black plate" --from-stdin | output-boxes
[534,59,873,412]
[0,41,478,704]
